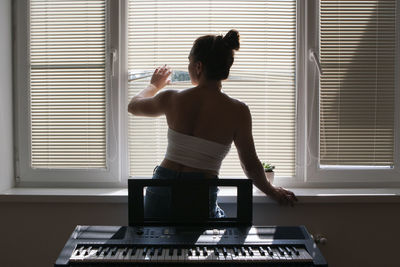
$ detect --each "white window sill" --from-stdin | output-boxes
[0,187,400,203]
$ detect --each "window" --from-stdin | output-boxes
[306,0,400,183]
[127,0,297,178]
[14,0,119,184]
[14,0,400,187]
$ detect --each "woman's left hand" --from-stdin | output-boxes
[150,65,172,90]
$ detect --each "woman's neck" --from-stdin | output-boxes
[196,77,222,91]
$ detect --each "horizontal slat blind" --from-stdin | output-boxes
[320,0,396,166]
[30,0,107,168]
[128,0,296,177]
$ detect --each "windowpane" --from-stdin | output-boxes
[30,0,107,169]
[128,0,296,177]
[320,0,396,166]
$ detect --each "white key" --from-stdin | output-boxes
[251,250,265,262]
[152,248,164,262]
[163,248,173,261]
[180,249,188,262]
[176,248,185,262]
[122,248,133,261]
[169,248,179,262]
[133,248,143,262]
[205,248,218,262]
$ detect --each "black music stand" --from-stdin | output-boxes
[128,178,253,227]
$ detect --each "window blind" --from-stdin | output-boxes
[30,0,107,168]
[128,0,296,177]
[320,0,397,166]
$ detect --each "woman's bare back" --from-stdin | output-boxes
[166,86,242,145]
[161,86,243,173]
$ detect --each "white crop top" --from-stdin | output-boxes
[165,128,232,174]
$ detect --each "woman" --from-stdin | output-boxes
[128,30,297,218]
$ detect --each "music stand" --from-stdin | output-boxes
[128,178,252,226]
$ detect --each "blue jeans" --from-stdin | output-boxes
[144,166,225,219]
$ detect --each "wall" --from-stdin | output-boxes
[0,0,13,192]
[2,0,399,266]
[0,201,399,267]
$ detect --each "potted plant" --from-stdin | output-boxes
[262,162,275,184]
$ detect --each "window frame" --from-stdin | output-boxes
[304,0,400,186]
[13,0,400,188]
[14,0,122,186]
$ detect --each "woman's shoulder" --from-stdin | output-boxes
[221,92,249,111]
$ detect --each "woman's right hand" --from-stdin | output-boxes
[150,65,172,90]
[268,186,298,206]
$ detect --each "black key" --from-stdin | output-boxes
[258,246,265,256]
[266,246,273,256]
[157,248,162,256]
[233,247,239,256]
[168,248,173,256]
[143,247,148,256]
[278,247,285,256]
[103,247,110,256]
[195,247,200,256]
[122,248,128,256]
[150,247,155,256]
[247,247,254,256]
[214,247,219,256]
[188,249,193,256]
[291,246,300,256]
[285,246,292,256]
[111,247,117,256]
[75,250,80,256]
[96,247,103,256]
[240,247,246,256]
[177,248,182,256]
[202,247,207,256]
[132,247,137,255]
[222,247,227,256]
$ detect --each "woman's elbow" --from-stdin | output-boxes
[127,101,138,115]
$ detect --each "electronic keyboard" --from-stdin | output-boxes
[54,179,327,266]
[54,225,327,266]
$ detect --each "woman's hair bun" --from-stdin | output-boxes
[223,29,240,51]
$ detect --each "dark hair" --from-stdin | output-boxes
[190,29,240,80]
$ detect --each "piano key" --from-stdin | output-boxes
[258,246,265,256]
[178,248,186,262]
[202,246,207,256]
[134,249,144,262]
[111,247,118,256]
[240,246,247,256]
[153,248,167,262]
[278,247,285,256]
[149,247,155,256]
[168,248,173,256]
[247,246,254,256]
[142,247,148,256]
[122,248,132,260]
[292,246,300,256]
[251,249,267,262]
[233,247,239,256]
[266,246,273,256]
[285,246,292,256]
[213,247,219,256]
[195,246,200,256]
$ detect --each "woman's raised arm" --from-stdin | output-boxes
[128,66,175,117]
